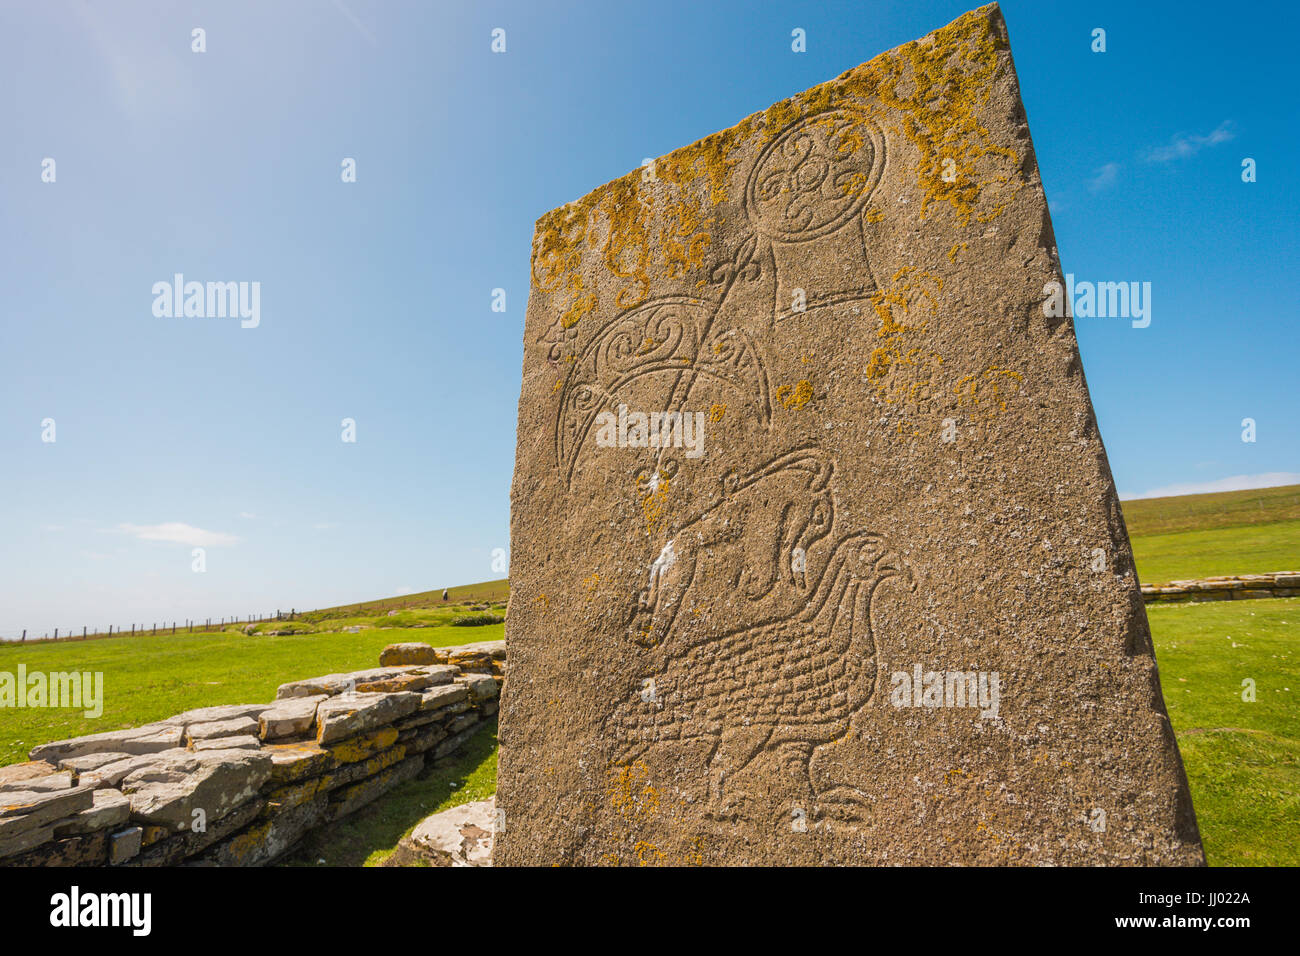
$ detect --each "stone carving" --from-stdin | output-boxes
[499,3,1204,866]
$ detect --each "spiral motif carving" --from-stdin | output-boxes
[744,109,884,242]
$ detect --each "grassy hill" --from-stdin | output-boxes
[1123,484,1300,584]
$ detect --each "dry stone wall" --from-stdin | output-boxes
[0,640,503,867]
[1141,571,1300,604]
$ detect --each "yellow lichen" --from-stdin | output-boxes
[777,379,815,410]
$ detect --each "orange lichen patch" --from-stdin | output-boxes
[635,469,671,536]
[583,572,600,593]
[863,268,944,425]
[955,366,1024,419]
[777,379,815,410]
[634,841,667,866]
[533,593,549,611]
[746,6,1018,223]
[659,199,713,279]
[708,403,726,423]
[948,241,968,263]
[608,760,661,821]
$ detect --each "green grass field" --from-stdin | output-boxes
[1147,598,1298,865]
[1123,483,1300,584]
[0,607,502,767]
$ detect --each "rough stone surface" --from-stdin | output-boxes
[258,695,329,741]
[0,761,66,792]
[126,798,265,867]
[315,692,420,744]
[59,751,133,774]
[459,674,499,702]
[275,667,425,700]
[80,749,190,789]
[417,684,469,713]
[119,749,272,829]
[404,798,496,866]
[186,716,260,742]
[264,742,332,786]
[52,788,131,837]
[108,826,143,864]
[379,642,439,666]
[0,785,94,827]
[3,830,108,867]
[29,724,184,764]
[162,704,269,726]
[496,3,1202,866]
[192,734,261,752]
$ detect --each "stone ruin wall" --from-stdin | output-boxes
[0,640,504,867]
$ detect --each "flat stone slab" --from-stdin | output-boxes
[379,642,439,666]
[0,785,94,828]
[457,674,499,703]
[186,716,260,742]
[404,798,495,867]
[0,762,69,793]
[416,683,469,713]
[315,692,420,744]
[259,695,329,741]
[162,703,269,726]
[192,734,261,752]
[59,751,134,774]
[79,749,191,789]
[52,788,131,837]
[275,667,427,700]
[495,3,1203,867]
[29,724,185,764]
[119,749,272,830]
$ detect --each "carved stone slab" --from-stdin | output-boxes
[497,3,1204,866]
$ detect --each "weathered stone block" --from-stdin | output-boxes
[322,727,400,764]
[29,724,184,764]
[379,642,438,666]
[258,694,328,741]
[417,684,469,713]
[52,788,130,837]
[192,734,261,752]
[315,692,420,744]
[495,3,1203,866]
[0,761,66,792]
[108,826,143,864]
[327,755,423,821]
[119,749,271,830]
[186,716,259,743]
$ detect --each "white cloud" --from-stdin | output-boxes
[1087,162,1120,192]
[239,511,257,519]
[1143,121,1235,163]
[393,586,414,596]
[115,522,241,547]
[1120,472,1300,501]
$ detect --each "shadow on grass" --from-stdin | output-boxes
[277,718,498,867]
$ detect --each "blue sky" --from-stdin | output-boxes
[1,0,1296,638]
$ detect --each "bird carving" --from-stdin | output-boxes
[607,447,911,823]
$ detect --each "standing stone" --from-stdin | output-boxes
[497,3,1202,866]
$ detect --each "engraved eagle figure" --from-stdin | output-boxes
[606,447,911,821]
